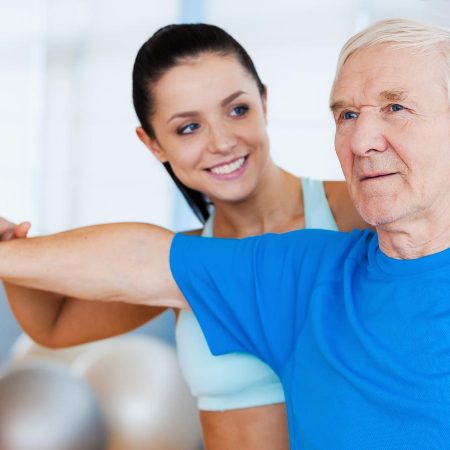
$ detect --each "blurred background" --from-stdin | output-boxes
[0,0,449,448]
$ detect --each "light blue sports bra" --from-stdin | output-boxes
[175,177,338,411]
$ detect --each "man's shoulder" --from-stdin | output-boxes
[257,227,374,250]
[244,228,375,272]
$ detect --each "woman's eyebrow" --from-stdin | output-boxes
[168,110,198,123]
[167,91,248,124]
[221,90,247,107]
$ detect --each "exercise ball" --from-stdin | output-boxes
[11,333,105,366]
[73,335,201,450]
[0,360,108,450]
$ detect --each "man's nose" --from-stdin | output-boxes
[207,123,238,154]
[349,111,388,157]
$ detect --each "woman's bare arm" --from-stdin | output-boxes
[0,222,187,346]
[5,283,166,347]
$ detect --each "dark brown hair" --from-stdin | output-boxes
[132,23,265,223]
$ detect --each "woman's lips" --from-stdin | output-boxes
[207,155,249,180]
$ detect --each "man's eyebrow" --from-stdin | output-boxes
[379,90,408,102]
[167,90,247,124]
[330,90,414,113]
[329,100,349,113]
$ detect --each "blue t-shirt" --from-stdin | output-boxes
[170,229,450,450]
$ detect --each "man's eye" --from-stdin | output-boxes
[389,103,405,112]
[340,111,359,120]
[230,105,249,117]
[178,123,200,135]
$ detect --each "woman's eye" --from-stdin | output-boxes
[388,103,405,112]
[178,123,200,135]
[340,111,359,121]
[230,105,249,117]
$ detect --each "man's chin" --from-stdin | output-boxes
[356,204,401,228]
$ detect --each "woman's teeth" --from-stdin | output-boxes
[210,157,245,175]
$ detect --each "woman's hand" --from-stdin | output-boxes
[0,218,31,241]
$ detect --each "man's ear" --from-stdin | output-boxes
[136,127,167,163]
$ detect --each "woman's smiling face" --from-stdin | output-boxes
[140,53,271,203]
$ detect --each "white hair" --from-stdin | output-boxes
[332,18,450,100]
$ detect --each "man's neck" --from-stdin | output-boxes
[377,213,450,259]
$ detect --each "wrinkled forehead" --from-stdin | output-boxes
[331,44,448,105]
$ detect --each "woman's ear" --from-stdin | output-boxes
[261,85,268,122]
[135,127,168,163]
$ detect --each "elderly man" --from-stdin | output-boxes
[1,18,450,449]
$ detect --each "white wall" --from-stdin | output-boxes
[1,0,179,234]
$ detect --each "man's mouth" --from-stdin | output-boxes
[360,172,398,181]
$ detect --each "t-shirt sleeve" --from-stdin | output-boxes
[170,229,337,371]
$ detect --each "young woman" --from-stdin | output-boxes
[2,24,367,450]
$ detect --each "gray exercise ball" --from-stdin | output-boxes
[0,361,108,450]
[73,336,201,450]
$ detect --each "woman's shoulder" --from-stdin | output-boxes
[182,228,203,236]
[322,180,373,232]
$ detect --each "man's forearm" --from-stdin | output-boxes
[0,223,183,308]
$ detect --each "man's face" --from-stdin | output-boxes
[331,44,450,228]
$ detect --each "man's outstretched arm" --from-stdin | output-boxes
[0,223,187,345]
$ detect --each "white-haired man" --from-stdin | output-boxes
[2,19,450,449]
